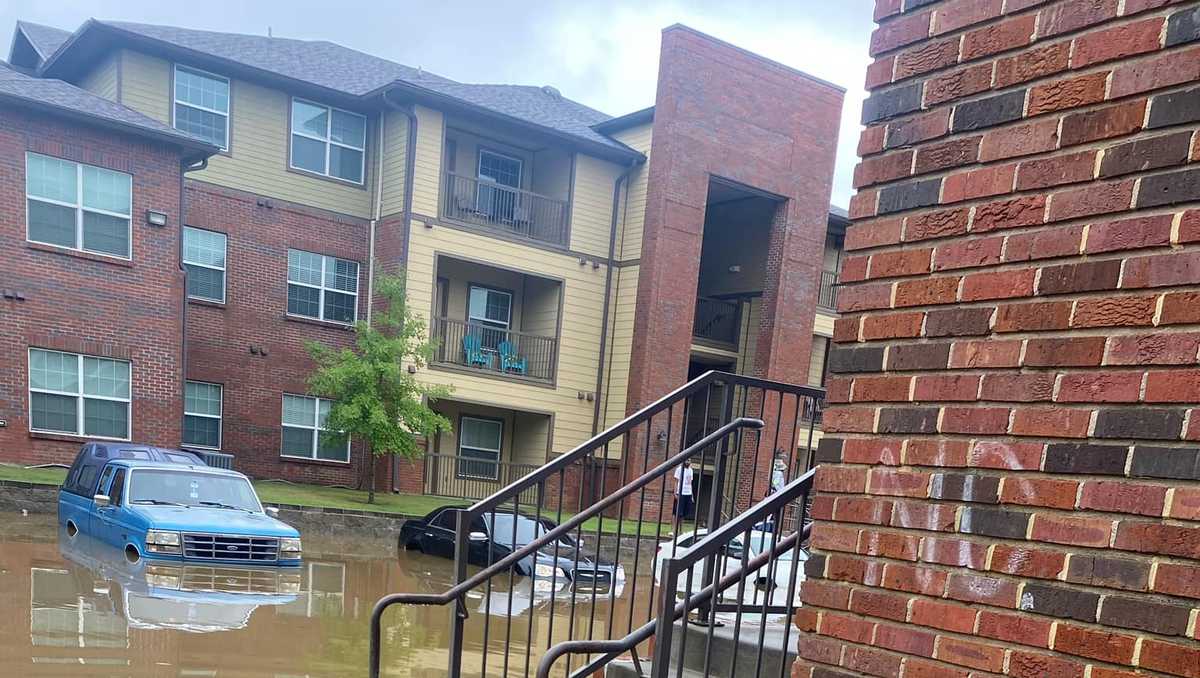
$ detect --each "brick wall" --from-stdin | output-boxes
[799,2,1200,678]
[0,106,186,465]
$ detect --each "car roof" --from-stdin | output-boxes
[109,459,248,478]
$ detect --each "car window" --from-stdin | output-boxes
[128,470,260,511]
[76,465,100,496]
[108,469,127,506]
[432,510,460,530]
[96,466,116,498]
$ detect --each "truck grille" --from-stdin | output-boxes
[180,567,288,593]
[182,533,279,562]
[571,568,611,594]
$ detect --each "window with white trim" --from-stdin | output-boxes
[28,348,130,440]
[289,98,366,183]
[287,249,359,323]
[173,65,230,150]
[26,153,132,258]
[468,285,512,350]
[457,416,503,480]
[183,227,227,303]
[281,394,349,462]
[183,381,222,449]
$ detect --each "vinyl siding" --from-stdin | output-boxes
[569,153,623,258]
[813,310,835,337]
[78,52,119,101]
[808,336,829,387]
[406,223,609,458]
[116,49,374,218]
[598,264,640,453]
[410,105,444,218]
[609,123,652,262]
[378,109,410,218]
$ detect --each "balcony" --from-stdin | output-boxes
[432,318,557,383]
[693,296,741,348]
[442,172,569,247]
[818,269,838,311]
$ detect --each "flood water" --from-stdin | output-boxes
[0,512,670,677]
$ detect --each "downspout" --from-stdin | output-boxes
[178,156,208,444]
[591,159,641,435]
[381,89,419,491]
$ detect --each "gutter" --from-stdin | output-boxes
[380,88,420,492]
[591,159,642,435]
[178,156,209,442]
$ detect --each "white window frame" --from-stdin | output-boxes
[457,415,503,481]
[182,226,228,303]
[27,348,131,441]
[183,381,223,450]
[467,285,512,330]
[289,97,366,184]
[25,152,132,259]
[286,249,359,324]
[280,394,350,463]
[172,64,230,151]
[477,149,523,188]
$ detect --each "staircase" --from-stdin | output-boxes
[369,371,822,678]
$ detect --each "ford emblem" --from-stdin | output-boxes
[226,545,239,551]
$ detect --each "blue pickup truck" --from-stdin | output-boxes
[58,443,302,566]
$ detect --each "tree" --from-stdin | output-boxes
[305,273,451,503]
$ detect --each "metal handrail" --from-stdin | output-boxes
[535,470,816,678]
[818,269,838,310]
[443,171,570,246]
[368,416,764,676]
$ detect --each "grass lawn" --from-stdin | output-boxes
[0,464,668,537]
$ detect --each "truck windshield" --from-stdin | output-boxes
[128,471,260,512]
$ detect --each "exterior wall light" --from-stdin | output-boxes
[146,210,169,227]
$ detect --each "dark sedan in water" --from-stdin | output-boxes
[399,506,625,596]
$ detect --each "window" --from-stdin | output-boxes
[281,394,349,462]
[468,285,511,350]
[28,348,131,439]
[287,249,359,323]
[476,150,522,219]
[183,227,227,303]
[108,468,126,506]
[183,381,222,449]
[173,65,230,149]
[457,416,502,480]
[290,98,366,184]
[26,153,132,257]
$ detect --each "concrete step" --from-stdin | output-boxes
[602,617,797,678]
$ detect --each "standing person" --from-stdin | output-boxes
[672,458,695,535]
[770,457,787,495]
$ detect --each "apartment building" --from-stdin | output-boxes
[1,19,843,498]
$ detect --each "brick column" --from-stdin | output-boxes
[799,3,1200,678]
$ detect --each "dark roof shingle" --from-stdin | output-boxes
[16,21,71,59]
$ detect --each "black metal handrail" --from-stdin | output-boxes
[818,269,838,310]
[534,469,813,678]
[443,171,570,247]
[423,453,542,504]
[432,317,558,382]
[693,296,740,346]
[368,370,824,678]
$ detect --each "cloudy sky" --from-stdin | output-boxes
[3,1,874,206]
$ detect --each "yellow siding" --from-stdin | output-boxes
[600,264,639,435]
[79,52,119,101]
[379,109,410,217]
[522,277,561,338]
[116,50,374,218]
[411,105,444,218]
[609,123,652,262]
[808,336,829,387]
[512,411,552,465]
[406,224,611,458]
[569,154,623,258]
[814,310,836,337]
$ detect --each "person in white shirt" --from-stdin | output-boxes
[672,458,695,531]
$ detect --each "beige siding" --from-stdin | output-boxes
[569,154,623,258]
[406,224,610,458]
[610,123,652,262]
[599,264,639,437]
[814,310,836,337]
[117,50,374,218]
[379,109,410,217]
[522,277,560,338]
[808,336,829,387]
[512,411,552,465]
[79,52,119,101]
[411,105,444,218]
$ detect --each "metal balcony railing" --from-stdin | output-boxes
[818,269,838,310]
[423,453,542,505]
[443,172,570,247]
[432,317,557,383]
[693,296,740,347]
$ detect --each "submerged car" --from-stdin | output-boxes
[399,505,625,597]
[58,442,302,566]
[655,529,807,604]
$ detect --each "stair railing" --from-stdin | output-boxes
[369,371,823,678]
[535,469,815,678]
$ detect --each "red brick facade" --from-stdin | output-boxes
[0,107,186,465]
[801,2,1200,677]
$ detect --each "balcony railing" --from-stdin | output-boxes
[432,317,557,382]
[422,453,541,505]
[442,172,569,247]
[819,269,839,310]
[693,296,740,347]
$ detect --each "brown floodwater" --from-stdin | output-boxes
[0,512,667,678]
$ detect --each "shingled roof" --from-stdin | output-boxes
[37,20,638,158]
[12,21,71,61]
[0,60,216,156]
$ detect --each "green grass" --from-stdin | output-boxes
[0,463,668,537]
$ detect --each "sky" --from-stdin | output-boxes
[2,0,875,207]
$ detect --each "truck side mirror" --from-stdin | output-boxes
[93,494,110,507]
[265,507,280,517]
